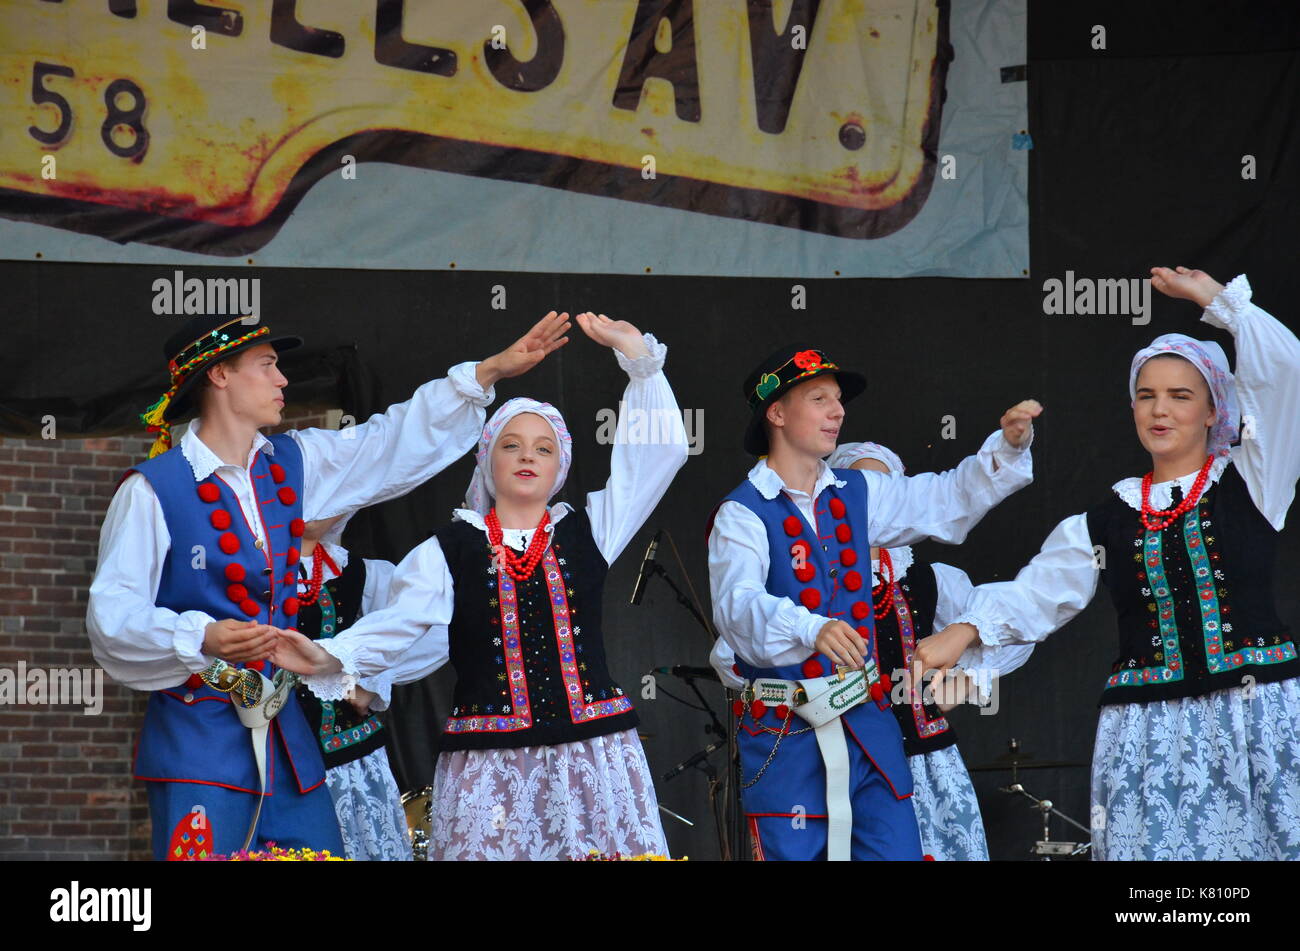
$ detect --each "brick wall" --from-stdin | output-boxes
[0,409,332,861]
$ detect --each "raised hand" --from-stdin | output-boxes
[477,311,572,389]
[1000,399,1043,449]
[1150,266,1224,309]
[576,312,648,359]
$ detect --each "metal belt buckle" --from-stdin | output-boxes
[199,659,242,693]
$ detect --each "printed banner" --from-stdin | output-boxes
[0,0,1026,276]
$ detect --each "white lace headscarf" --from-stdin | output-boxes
[1129,334,1238,458]
[463,397,573,515]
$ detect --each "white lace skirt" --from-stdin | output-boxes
[324,746,413,861]
[428,728,669,861]
[908,745,990,861]
[1091,677,1300,860]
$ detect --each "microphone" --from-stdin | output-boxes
[662,740,727,781]
[629,529,662,605]
[652,665,720,683]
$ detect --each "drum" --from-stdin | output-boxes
[400,785,433,861]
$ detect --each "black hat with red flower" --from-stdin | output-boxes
[741,345,865,455]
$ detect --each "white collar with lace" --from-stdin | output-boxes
[871,546,914,585]
[746,458,846,501]
[178,418,274,483]
[1111,454,1231,511]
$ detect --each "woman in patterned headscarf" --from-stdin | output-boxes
[275,313,690,860]
[916,266,1300,860]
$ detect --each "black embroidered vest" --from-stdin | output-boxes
[436,508,638,752]
[1087,462,1299,706]
[873,560,958,756]
[295,558,388,769]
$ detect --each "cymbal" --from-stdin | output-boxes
[968,753,1088,773]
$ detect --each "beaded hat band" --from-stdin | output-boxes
[169,316,260,376]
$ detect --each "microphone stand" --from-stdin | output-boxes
[633,530,745,861]
[661,670,729,780]
[640,562,711,633]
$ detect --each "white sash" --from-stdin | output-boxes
[230,668,298,852]
[747,659,878,862]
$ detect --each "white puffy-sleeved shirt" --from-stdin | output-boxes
[292,543,443,712]
[86,362,495,691]
[955,275,1300,651]
[300,334,690,700]
[709,545,1036,694]
[708,429,1033,670]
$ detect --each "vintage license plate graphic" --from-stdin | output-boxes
[0,0,950,252]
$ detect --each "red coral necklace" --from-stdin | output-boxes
[872,548,896,618]
[298,545,340,606]
[1140,455,1215,532]
[486,508,551,581]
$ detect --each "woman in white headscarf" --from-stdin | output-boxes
[916,267,1300,860]
[274,313,689,860]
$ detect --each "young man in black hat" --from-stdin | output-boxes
[708,345,1040,860]
[87,311,570,859]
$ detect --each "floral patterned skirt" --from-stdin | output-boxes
[908,745,989,860]
[1091,677,1300,860]
[429,728,669,861]
[324,746,413,861]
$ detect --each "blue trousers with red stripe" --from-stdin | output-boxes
[734,644,923,861]
[743,722,925,862]
[146,727,344,860]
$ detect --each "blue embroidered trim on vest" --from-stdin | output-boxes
[1108,504,1297,689]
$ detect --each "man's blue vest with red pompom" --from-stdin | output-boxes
[126,434,325,795]
[723,468,913,816]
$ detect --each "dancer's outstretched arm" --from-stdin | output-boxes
[295,310,571,523]
[577,312,690,565]
[1154,267,1300,530]
[864,399,1040,549]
